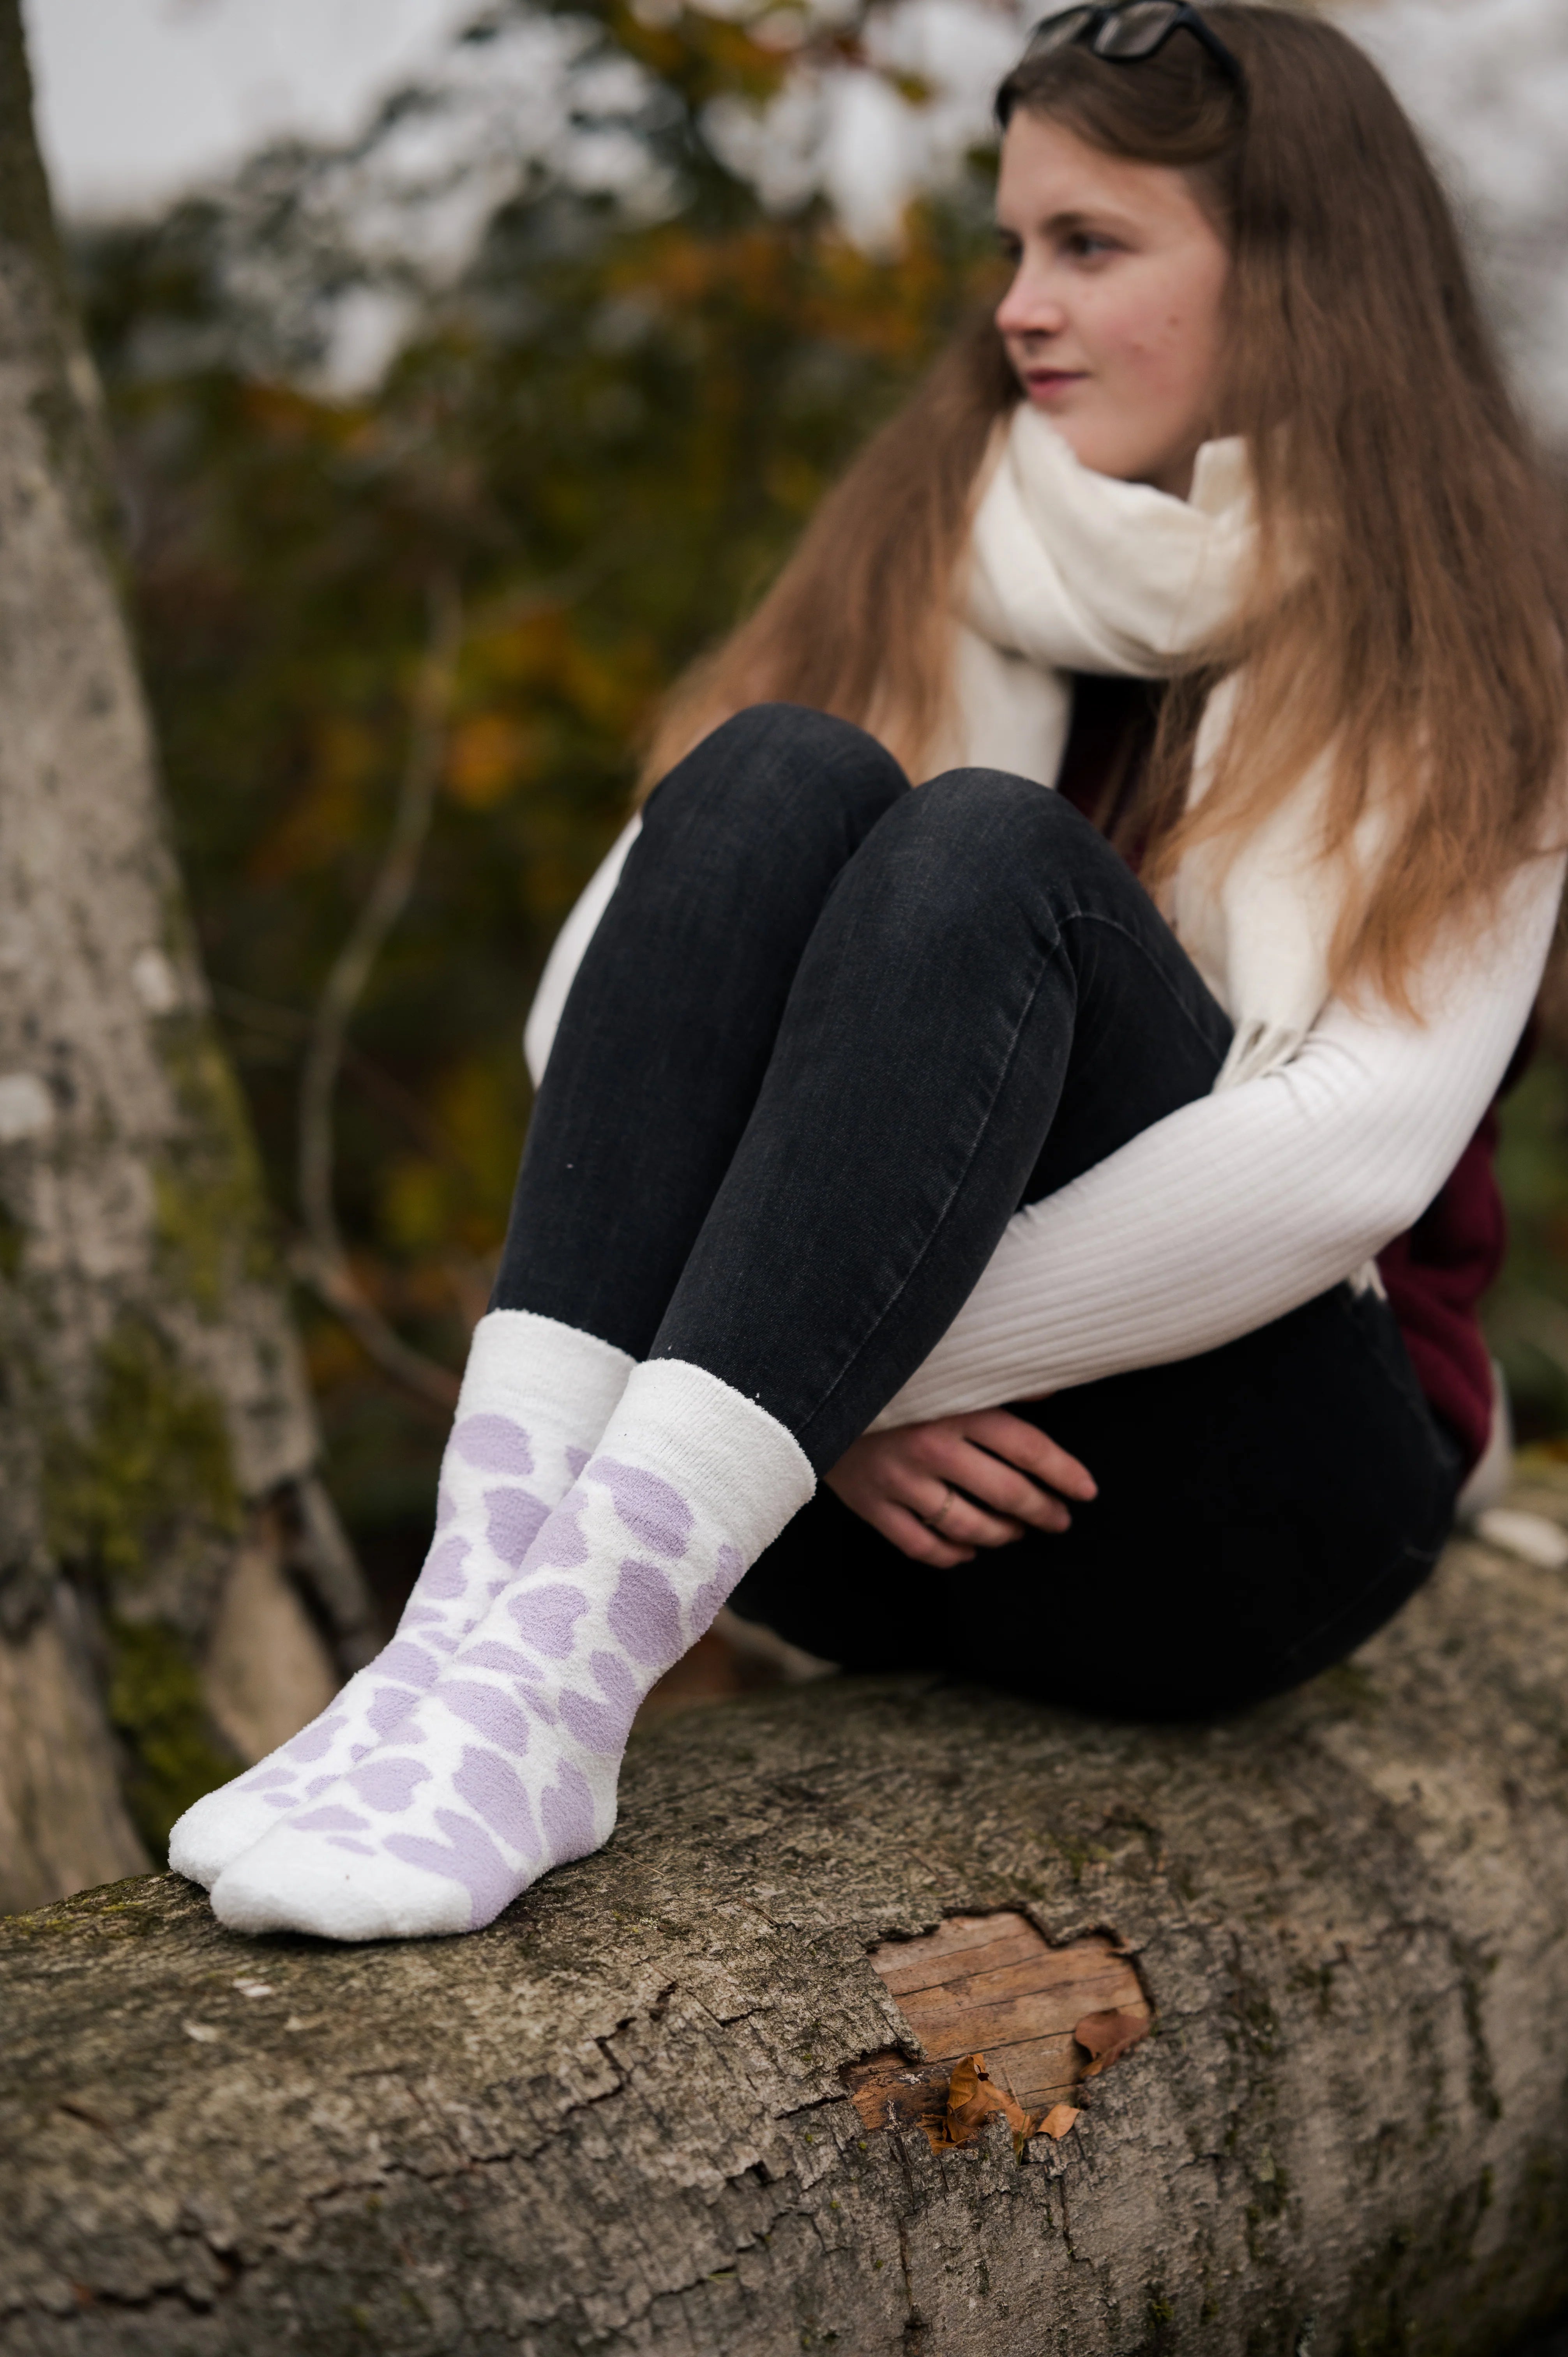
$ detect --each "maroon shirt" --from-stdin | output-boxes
[1056,675,1503,1471]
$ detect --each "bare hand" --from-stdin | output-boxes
[825,1409,1097,1569]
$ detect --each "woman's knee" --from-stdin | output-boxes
[888,767,1109,897]
[648,703,908,849]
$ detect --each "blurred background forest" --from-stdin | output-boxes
[29,0,1568,1629]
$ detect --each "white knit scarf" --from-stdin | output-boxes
[940,403,1380,1088]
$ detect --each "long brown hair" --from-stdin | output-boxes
[642,7,1568,1007]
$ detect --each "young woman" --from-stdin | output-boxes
[174,2,1568,1942]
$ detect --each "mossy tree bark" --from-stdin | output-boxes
[0,0,373,1911]
[5,1488,1568,2355]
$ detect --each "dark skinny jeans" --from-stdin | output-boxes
[493,704,1461,1719]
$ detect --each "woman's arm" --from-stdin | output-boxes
[524,818,643,1088]
[873,853,1566,1429]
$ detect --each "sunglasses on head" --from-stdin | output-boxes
[1022,2,1245,90]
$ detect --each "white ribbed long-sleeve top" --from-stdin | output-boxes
[524,813,1563,1428]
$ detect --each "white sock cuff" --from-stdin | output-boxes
[597,1357,816,1562]
[456,1310,634,1431]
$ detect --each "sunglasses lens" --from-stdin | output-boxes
[1092,2,1181,58]
[1025,7,1099,57]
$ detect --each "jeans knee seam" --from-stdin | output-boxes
[1054,907,1231,1065]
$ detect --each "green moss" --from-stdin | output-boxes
[107,1617,237,1853]
[41,1317,243,1846]
[1315,1661,1381,1716]
[152,1012,280,1315]
[43,1315,240,1588]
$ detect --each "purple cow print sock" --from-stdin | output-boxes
[168,1311,632,1890]
[210,1360,815,1940]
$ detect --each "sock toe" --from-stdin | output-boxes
[210,1830,473,1942]
[168,1786,295,1889]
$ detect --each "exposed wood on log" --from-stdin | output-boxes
[845,1912,1150,2141]
[5,1478,1568,2353]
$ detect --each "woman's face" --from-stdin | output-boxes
[994,111,1231,498]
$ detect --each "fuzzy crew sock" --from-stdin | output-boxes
[210,1360,815,1940]
[169,1311,633,1890]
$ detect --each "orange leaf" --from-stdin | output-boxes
[1038,2103,1082,2140]
[1073,2009,1151,2078]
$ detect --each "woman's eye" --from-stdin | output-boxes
[1065,230,1116,261]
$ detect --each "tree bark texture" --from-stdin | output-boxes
[0,0,372,1910]
[5,1480,1568,2357]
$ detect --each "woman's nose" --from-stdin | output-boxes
[995,262,1067,342]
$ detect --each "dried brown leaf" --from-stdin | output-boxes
[941,2052,1035,2148]
[1073,2008,1151,2078]
[1038,2103,1081,2140]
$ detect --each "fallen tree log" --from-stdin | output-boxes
[5,1476,1568,2357]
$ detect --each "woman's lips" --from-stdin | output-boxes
[1024,369,1087,401]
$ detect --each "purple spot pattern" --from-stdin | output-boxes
[416,1535,470,1601]
[607,1558,682,1668]
[454,1414,534,1476]
[384,1809,515,1928]
[540,1764,597,1861]
[291,1805,368,1833]
[367,1684,420,1740]
[591,1459,693,1560]
[560,1687,635,1756]
[347,1757,431,1813]
[436,1480,456,1529]
[302,1775,336,1799]
[263,1790,297,1810]
[686,1545,742,1640]
[439,1682,532,1756]
[564,1445,590,1479]
[505,1581,588,1661]
[242,1763,296,1792]
[253,1437,758,1930]
[284,1712,346,1764]
[484,1487,549,1568]
[452,1746,540,1860]
[461,1639,538,1678]
[528,1493,590,1570]
[591,1650,638,1712]
[377,1640,440,1691]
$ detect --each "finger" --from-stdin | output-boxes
[916,1479,1028,1550]
[879,1501,977,1569]
[945,1443,1073,1533]
[964,1410,1097,1500]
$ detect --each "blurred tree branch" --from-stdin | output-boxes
[296,574,466,1410]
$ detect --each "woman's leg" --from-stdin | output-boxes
[172,705,906,1889]
[212,765,1257,1940]
[733,1285,1461,1718]
[494,701,911,1356]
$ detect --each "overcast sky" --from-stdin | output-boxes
[23,0,471,217]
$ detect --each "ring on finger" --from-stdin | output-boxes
[928,1482,956,1533]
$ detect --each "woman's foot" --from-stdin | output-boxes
[209,1360,814,1939]
[168,1312,632,1888]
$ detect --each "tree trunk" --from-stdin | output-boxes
[0,0,374,1911]
[5,1481,1568,2356]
